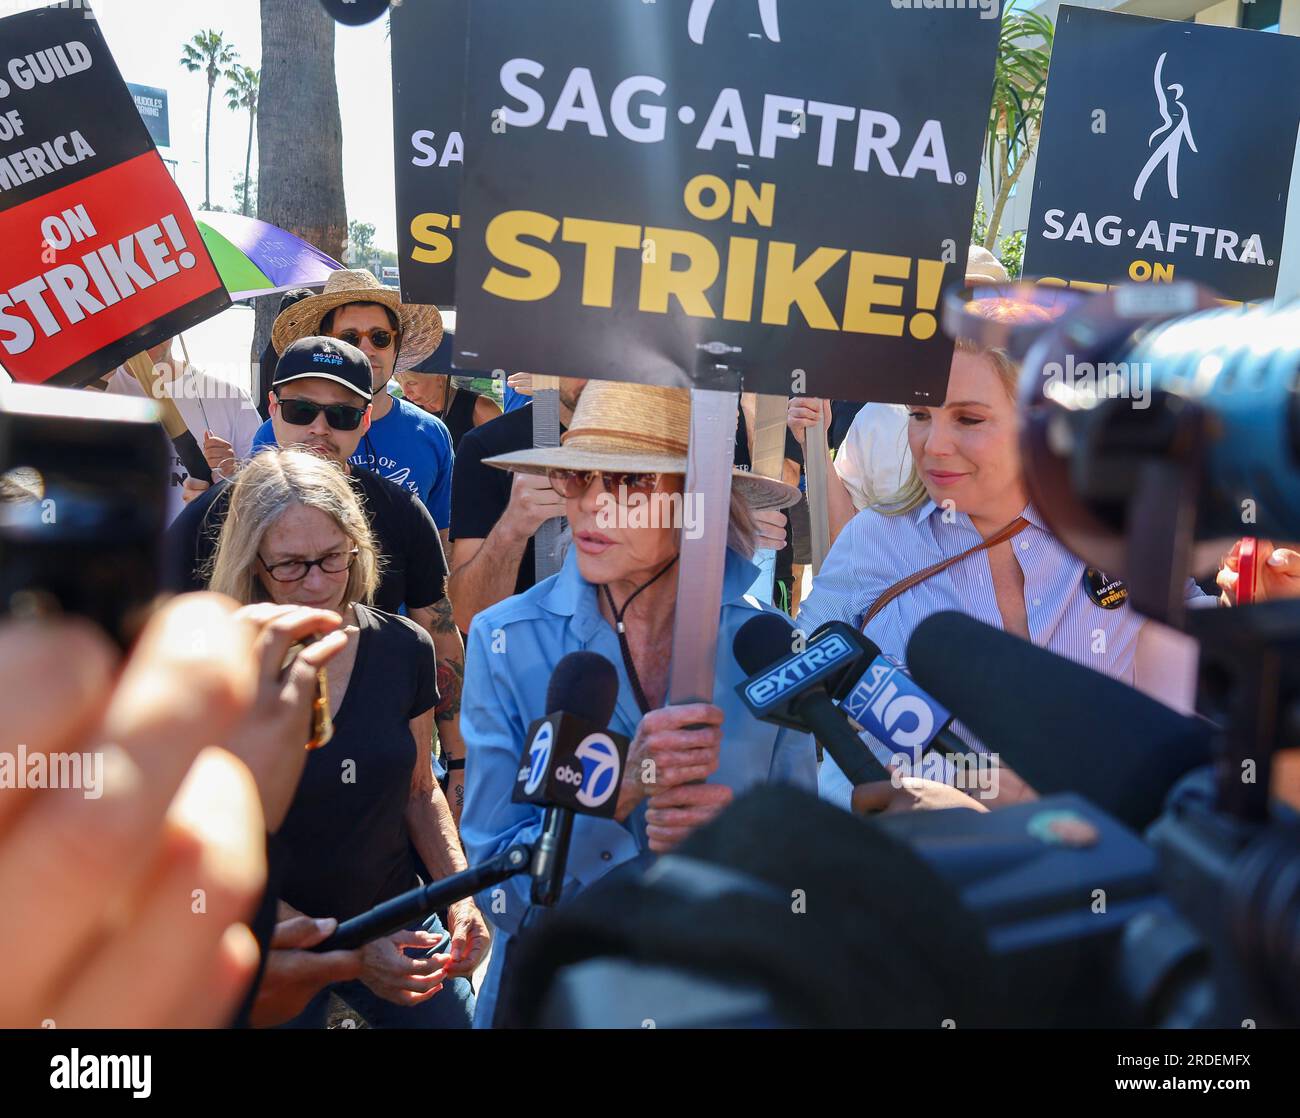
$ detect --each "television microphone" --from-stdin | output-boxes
[313,653,629,952]
[513,651,629,906]
[733,613,889,784]
[812,621,976,766]
[906,611,1213,830]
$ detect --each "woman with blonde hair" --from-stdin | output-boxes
[797,298,1211,815]
[209,447,487,1029]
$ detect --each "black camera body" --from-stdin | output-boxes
[0,384,169,647]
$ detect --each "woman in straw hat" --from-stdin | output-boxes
[458,379,815,1026]
[247,269,456,533]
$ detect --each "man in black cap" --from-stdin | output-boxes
[167,336,471,817]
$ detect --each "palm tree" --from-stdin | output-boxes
[253,0,346,360]
[180,29,239,211]
[225,64,260,216]
[983,10,1054,253]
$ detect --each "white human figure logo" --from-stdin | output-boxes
[1133,52,1198,202]
[688,0,781,45]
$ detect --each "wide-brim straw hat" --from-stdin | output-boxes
[271,269,443,373]
[484,381,801,512]
[966,245,1009,286]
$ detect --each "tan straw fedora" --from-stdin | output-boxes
[271,269,444,373]
[484,381,801,512]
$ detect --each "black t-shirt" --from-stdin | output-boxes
[277,604,437,920]
[450,403,556,598]
[165,464,447,612]
[442,386,483,453]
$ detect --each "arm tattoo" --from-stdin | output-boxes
[435,657,463,724]
[430,598,459,634]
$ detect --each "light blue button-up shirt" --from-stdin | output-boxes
[797,500,1208,809]
[460,546,817,1026]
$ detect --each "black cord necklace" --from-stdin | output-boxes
[599,555,679,715]
[438,378,455,424]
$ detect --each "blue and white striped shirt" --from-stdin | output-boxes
[797,500,1204,808]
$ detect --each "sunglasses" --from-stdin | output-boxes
[335,327,395,350]
[275,395,368,431]
[547,469,661,499]
[259,547,359,583]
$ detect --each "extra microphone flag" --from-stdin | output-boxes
[733,612,888,784]
[734,613,860,729]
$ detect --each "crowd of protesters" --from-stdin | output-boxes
[3,242,1300,1032]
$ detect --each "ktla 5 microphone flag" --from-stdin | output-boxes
[392,0,467,308]
[453,0,1000,403]
[0,4,229,387]
[1022,5,1300,304]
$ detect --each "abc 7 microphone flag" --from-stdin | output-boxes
[1023,5,1300,304]
[0,4,229,386]
[514,713,628,817]
[452,0,1000,404]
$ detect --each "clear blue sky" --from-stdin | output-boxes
[9,0,400,250]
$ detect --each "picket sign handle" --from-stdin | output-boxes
[532,375,564,582]
[124,350,212,484]
[744,393,790,602]
[667,372,741,707]
[804,409,831,574]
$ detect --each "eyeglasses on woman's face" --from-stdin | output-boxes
[258,547,359,583]
[546,469,661,499]
[274,394,368,432]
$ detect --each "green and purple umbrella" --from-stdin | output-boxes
[196,211,343,301]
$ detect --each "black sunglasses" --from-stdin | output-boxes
[335,327,395,350]
[275,394,368,431]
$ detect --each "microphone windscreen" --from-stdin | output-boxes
[546,651,620,727]
[811,620,883,662]
[733,612,797,676]
[906,611,1213,829]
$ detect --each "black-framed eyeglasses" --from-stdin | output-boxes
[275,394,368,431]
[259,547,359,583]
[547,469,661,499]
[335,327,395,350]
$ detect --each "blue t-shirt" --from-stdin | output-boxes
[502,385,531,414]
[252,392,453,528]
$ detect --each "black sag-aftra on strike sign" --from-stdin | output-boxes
[0,5,228,387]
[391,0,467,307]
[453,0,1000,403]
[1023,6,1300,304]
